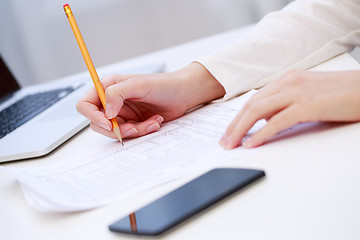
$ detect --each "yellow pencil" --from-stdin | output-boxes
[63,4,123,145]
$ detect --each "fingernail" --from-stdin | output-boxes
[106,103,116,119]
[147,123,160,132]
[243,138,253,148]
[219,135,226,146]
[123,128,138,137]
[220,134,230,147]
[155,116,164,124]
[99,123,111,131]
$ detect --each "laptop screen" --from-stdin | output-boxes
[0,55,20,101]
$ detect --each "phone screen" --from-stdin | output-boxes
[109,168,265,236]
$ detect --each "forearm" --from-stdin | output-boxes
[197,0,360,100]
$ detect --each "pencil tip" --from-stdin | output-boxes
[113,127,124,146]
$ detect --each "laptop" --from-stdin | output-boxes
[0,54,165,163]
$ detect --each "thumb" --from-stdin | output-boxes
[105,92,125,119]
[104,78,147,119]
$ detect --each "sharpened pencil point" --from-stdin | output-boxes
[113,126,123,146]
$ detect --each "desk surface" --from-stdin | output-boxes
[1,26,360,240]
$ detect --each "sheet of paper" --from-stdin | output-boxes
[1,90,265,212]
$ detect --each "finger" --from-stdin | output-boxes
[247,83,281,105]
[242,72,293,109]
[76,87,102,115]
[90,121,118,139]
[121,115,164,138]
[77,75,132,123]
[243,105,300,148]
[246,70,303,105]
[224,84,284,136]
[100,74,136,88]
[87,74,133,120]
[117,101,142,122]
[221,94,290,149]
[77,74,142,129]
[90,114,164,139]
[104,77,150,119]
[77,90,113,130]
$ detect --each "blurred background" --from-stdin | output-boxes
[1,0,359,87]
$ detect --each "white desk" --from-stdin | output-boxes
[1,26,360,240]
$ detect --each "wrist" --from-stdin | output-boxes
[173,62,225,110]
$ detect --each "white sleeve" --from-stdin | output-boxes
[197,0,360,100]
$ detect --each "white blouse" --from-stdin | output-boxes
[197,0,360,100]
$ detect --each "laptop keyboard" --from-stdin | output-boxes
[0,87,76,139]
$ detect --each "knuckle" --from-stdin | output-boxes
[269,118,282,132]
[105,84,117,98]
[264,119,281,136]
[101,75,113,83]
[101,75,120,86]
[281,70,304,85]
[243,96,257,111]
[247,102,263,115]
[243,100,252,111]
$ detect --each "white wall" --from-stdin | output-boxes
[0,0,292,86]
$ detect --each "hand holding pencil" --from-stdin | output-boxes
[68,4,225,141]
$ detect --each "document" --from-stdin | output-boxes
[1,90,265,212]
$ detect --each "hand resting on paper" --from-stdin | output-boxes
[220,70,360,149]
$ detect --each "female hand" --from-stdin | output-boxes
[76,62,225,139]
[220,70,360,149]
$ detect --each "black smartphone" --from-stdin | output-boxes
[109,168,265,236]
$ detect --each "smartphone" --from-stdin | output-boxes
[109,168,265,236]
